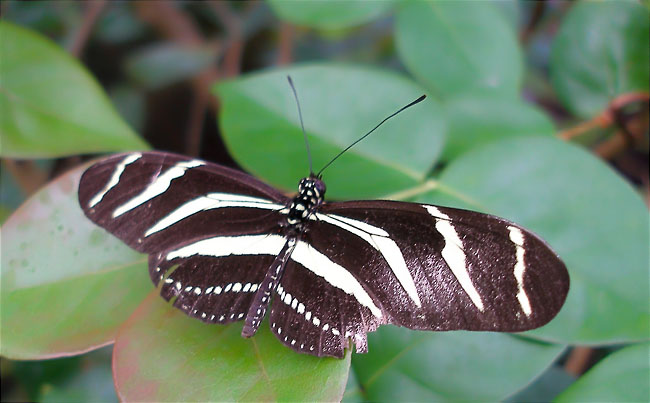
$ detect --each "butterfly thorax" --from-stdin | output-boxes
[285,176,326,228]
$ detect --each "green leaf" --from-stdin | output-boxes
[550,1,650,118]
[0,21,149,158]
[420,137,650,344]
[0,163,151,359]
[442,95,555,160]
[113,291,350,402]
[267,0,394,30]
[213,63,445,199]
[124,43,219,90]
[395,1,523,99]
[352,328,564,401]
[556,343,650,402]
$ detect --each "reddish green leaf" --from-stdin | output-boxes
[1,163,151,359]
[113,291,350,401]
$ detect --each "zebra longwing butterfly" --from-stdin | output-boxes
[78,87,569,358]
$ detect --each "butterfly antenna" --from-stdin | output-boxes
[287,76,313,175]
[317,94,426,176]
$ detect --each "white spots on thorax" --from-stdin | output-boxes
[425,206,485,311]
[88,153,141,208]
[508,226,532,316]
[113,159,205,218]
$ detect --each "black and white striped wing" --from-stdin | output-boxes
[267,200,569,357]
[78,152,290,321]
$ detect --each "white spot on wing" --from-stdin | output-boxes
[113,159,204,218]
[425,206,484,311]
[508,226,532,316]
[88,153,141,208]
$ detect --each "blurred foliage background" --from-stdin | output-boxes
[1,1,648,402]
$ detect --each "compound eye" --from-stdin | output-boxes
[314,180,326,196]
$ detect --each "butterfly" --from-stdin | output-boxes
[78,80,569,358]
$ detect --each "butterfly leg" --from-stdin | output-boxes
[241,237,297,338]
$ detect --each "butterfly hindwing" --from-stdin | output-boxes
[269,256,382,358]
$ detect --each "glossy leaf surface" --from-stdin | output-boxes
[214,64,445,199]
[442,95,555,160]
[0,164,151,359]
[0,21,148,158]
[352,328,564,401]
[551,1,649,117]
[113,291,350,402]
[395,1,523,99]
[422,137,650,344]
[268,0,394,30]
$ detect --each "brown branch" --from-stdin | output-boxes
[558,113,612,141]
[185,92,209,157]
[209,1,244,78]
[558,91,650,141]
[564,346,593,376]
[135,0,222,155]
[520,1,545,44]
[2,160,49,197]
[277,22,295,66]
[69,0,108,58]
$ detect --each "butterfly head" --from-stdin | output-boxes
[298,176,326,201]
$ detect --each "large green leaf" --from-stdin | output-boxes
[419,137,650,344]
[113,291,350,402]
[352,327,564,401]
[556,343,650,402]
[442,95,555,160]
[0,21,149,158]
[395,1,523,99]
[213,63,445,199]
[267,0,395,30]
[551,1,650,118]
[0,163,151,359]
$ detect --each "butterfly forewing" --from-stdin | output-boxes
[78,152,289,254]
[317,201,569,332]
